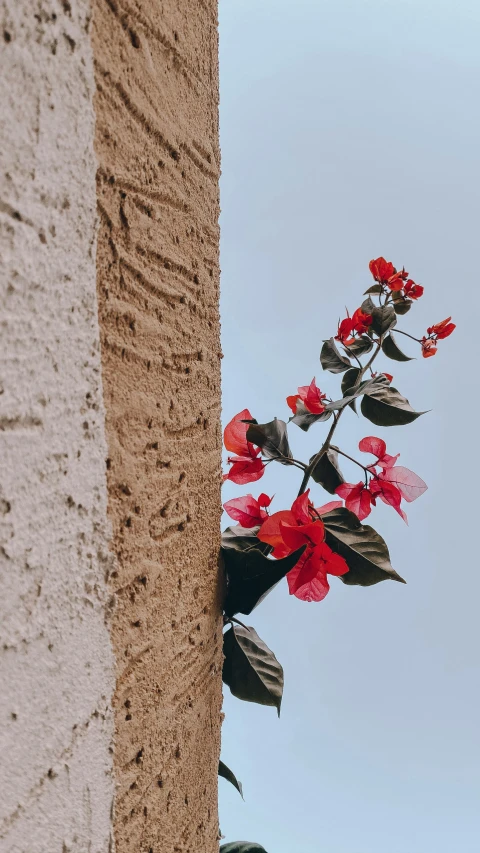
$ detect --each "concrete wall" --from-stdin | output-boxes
[0,2,116,852]
[0,1,222,852]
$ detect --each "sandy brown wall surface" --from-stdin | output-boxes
[91,1,223,851]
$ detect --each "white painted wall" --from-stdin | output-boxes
[0,2,115,851]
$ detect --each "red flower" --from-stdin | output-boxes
[421,337,437,358]
[421,317,455,358]
[257,491,349,602]
[287,378,326,416]
[369,477,407,523]
[335,481,373,520]
[335,316,355,345]
[369,257,396,283]
[403,279,424,300]
[369,466,427,524]
[369,257,409,291]
[427,317,456,339]
[351,307,373,335]
[358,436,399,470]
[223,493,272,528]
[223,409,265,484]
[286,541,349,602]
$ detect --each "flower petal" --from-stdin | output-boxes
[381,466,427,502]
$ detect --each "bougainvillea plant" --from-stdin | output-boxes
[218,258,454,853]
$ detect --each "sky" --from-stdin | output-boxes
[218,2,480,852]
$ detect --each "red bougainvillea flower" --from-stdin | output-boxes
[287,378,327,416]
[369,257,395,283]
[358,436,399,470]
[369,477,407,523]
[223,493,273,528]
[427,317,456,339]
[336,481,373,520]
[403,279,424,300]
[421,317,455,358]
[257,491,349,602]
[380,466,428,503]
[370,466,427,524]
[335,316,355,345]
[421,337,437,358]
[351,307,373,335]
[315,500,343,515]
[223,409,265,484]
[369,257,408,290]
[286,541,349,602]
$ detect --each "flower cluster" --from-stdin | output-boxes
[421,317,456,358]
[335,436,427,524]
[335,307,373,345]
[224,490,348,602]
[286,377,326,416]
[369,256,424,300]
[223,408,265,484]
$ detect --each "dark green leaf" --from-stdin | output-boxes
[343,336,373,358]
[322,507,406,586]
[220,844,268,853]
[341,367,360,395]
[221,525,271,555]
[246,418,292,464]
[290,400,332,432]
[393,299,412,316]
[222,528,305,617]
[310,449,344,494]
[361,384,426,426]
[370,305,397,337]
[326,374,388,412]
[382,332,413,362]
[341,367,360,413]
[218,760,244,799]
[223,625,284,715]
[361,296,376,315]
[364,284,383,295]
[320,337,352,373]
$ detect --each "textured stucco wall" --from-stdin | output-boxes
[0,2,115,852]
[91,0,224,851]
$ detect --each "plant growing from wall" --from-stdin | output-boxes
[218,258,454,852]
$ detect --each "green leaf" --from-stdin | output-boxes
[221,524,271,555]
[381,332,414,362]
[361,296,376,314]
[320,337,352,373]
[341,367,360,413]
[218,760,244,799]
[364,284,383,295]
[223,625,284,715]
[310,448,344,494]
[290,401,332,432]
[370,304,397,337]
[322,507,406,586]
[326,374,388,412]
[222,526,306,617]
[361,383,426,426]
[246,418,292,464]
[343,336,373,358]
[393,299,412,316]
[220,844,268,853]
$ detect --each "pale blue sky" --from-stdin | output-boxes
[218,2,479,851]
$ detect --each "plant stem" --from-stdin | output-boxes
[331,446,371,474]
[393,328,421,343]
[297,341,382,497]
